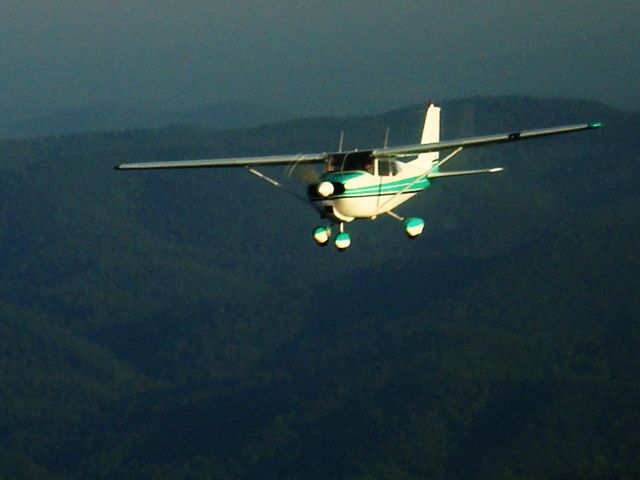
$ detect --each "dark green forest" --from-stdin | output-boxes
[0,97,638,479]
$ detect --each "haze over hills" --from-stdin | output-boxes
[0,101,288,138]
[0,96,638,478]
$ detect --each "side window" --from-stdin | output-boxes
[377,160,397,176]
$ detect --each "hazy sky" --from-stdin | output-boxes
[1,0,638,116]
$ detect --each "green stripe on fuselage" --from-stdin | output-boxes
[327,189,426,200]
[316,172,432,199]
[321,171,365,182]
[342,176,431,196]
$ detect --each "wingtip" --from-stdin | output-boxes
[589,122,605,128]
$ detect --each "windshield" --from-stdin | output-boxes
[327,151,373,173]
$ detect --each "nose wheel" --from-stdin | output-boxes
[334,223,351,251]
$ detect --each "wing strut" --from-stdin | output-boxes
[245,167,309,204]
[434,147,464,169]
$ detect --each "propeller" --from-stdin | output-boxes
[285,161,320,185]
[285,129,344,185]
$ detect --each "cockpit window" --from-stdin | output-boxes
[377,159,398,176]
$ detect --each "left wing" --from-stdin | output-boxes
[115,153,326,170]
[373,122,603,158]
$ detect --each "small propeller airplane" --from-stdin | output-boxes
[116,102,603,251]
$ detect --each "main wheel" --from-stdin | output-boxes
[312,226,331,246]
[334,232,351,251]
[403,217,425,238]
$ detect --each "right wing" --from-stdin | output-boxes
[115,153,327,170]
[373,122,603,158]
[427,167,504,178]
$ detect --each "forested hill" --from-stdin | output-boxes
[0,97,638,479]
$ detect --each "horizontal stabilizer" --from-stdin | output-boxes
[428,168,504,178]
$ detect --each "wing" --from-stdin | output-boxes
[115,153,326,170]
[428,167,504,178]
[116,121,603,170]
[373,122,603,158]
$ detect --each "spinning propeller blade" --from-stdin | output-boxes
[286,162,320,185]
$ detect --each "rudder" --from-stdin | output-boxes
[409,102,440,171]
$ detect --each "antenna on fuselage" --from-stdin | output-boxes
[383,126,390,148]
[338,131,344,152]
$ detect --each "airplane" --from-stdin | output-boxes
[116,102,603,251]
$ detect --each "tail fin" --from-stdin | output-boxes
[409,102,440,171]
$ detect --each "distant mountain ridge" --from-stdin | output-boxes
[0,101,288,138]
[2,95,625,140]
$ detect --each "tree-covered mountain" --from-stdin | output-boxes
[0,97,638,479]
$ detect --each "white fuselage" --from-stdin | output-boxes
[309,162,432,223]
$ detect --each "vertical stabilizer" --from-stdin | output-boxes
[409,102,440,171]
